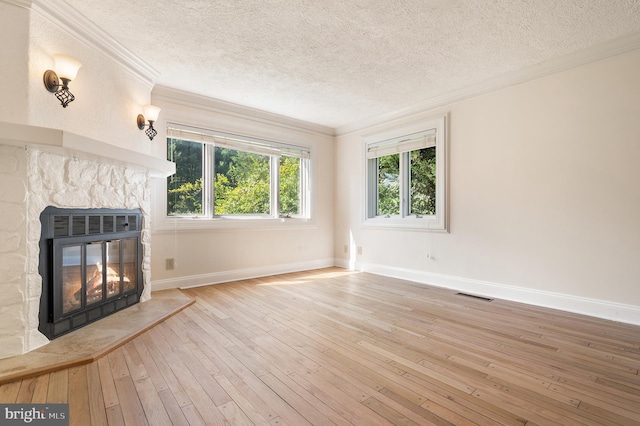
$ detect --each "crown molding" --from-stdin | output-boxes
[152,85,335,137]
[30,0,159,88]
[335,31,640,136]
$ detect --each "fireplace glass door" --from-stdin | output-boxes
[106,241,121,298]
[61,245,82,315]
[57,238,138,320]
[122,239,137,293]
[86,242,104,306]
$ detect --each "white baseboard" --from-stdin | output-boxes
[151,258,335,292]
[354,261,640,326]
[153,257,640,326]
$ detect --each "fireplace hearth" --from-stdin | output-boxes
[38,207,144,339]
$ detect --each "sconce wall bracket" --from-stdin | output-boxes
[136,114,146,130]
[43,70,75,108]
[137,114,157,140]
[43,70,60,93]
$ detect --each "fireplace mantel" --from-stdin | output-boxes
[0,122,174,178]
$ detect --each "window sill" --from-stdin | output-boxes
[362,216,447,232]
[152,215,316,233]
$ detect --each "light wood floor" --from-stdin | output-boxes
[1,268,639,425]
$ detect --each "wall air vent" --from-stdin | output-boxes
[455,292,494,302]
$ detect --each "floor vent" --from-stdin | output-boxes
[456,292,494,302]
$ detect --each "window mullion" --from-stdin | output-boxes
[204,144,215,218]
[367,158,378,218]
[400,152,409,218]
[301,157,310,217]
[271,155,279,218]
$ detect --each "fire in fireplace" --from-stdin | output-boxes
[38,207,144,339]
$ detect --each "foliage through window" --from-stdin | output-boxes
[365,115,447,230]
[167,125,310,219]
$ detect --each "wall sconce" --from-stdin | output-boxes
[137,105,161,141]
[43,54,82,108]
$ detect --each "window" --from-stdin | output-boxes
[167,124,310,220]
[364,114,447,230]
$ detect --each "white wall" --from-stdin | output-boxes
[0,1,156,153]
[334,49,640,324]
[0,2,29,123]
[149,90,335,288]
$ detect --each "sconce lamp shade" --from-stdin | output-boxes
[143,104,161,122]
[53,54,82,80]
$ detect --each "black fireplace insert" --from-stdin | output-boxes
[38,207,144,339]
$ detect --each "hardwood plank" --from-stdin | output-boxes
[157,389,189,426]
[113,375,148,426]
[168,313,298,423]
[260,372,337,426]
[285,371,384,426]
[108,349,130,380]
[105,405,126,426]
[420,399,480,426]
[132,336,170,392]
[548,382,640,423]
[216,400,255,426]
[378,388,455,426]
[86,362,108,426]
[471,384,588,425]
[181,404,207,426]
[29,373,49,403]
[167,390,191,408]
[46,369,68,403]
[157,320,232,406]
[15,377,36,403]
[97,356,119,408]
[132,376,173,426]
[361,396,419,425]
[138,331,185,395]
[213,371,275,425]
[0,379,20,403]
[146,327,228,425]
[122,341,149,382]
[68,365,91,426]
[402,371,527,426]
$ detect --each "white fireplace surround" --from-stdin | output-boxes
[0,122,174,359]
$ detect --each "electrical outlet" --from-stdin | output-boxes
[165,258,175,270]
[357,246,363,255]
[343,244,348,254]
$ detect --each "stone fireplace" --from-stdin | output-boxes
[0,123,174,359]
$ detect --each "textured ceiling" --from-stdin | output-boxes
[63,0,640,129]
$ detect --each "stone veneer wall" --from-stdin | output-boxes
[0,145,29,359]
[0,143,151,359]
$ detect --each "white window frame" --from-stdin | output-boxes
[164,123,312,227]
[363,114,448,231]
